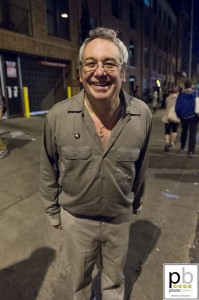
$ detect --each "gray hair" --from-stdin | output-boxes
[78,27,129,67]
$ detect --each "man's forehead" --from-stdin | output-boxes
[83,39,120,58]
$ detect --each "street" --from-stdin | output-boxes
[0,107,198,300]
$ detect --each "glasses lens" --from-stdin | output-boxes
[83,62,97,73]
[83,61,120,74]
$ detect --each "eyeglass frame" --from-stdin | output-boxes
[80,59,126,74]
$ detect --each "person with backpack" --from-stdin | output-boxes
[175,79,199,158]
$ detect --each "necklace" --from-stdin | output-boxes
[85,99,120,138]
[97,103,120,138]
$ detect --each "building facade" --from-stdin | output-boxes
[0,0,182,118]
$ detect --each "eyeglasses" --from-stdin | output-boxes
[82,61,122,74]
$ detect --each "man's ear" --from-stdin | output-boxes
[122,69,126,82]
[79,69,82,83]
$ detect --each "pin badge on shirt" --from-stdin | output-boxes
[74,132,80,139]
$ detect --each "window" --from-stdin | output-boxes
[46,0,70,40]
[168,16,171,31]
[163,36,167,52]
[111,0,122,19]
[158,56,162,74]
[129,41,136,66]
[90,16,97,29]
[129,3,136,29]
[153,25,157,43]
[129,75,136,95]
[163,11,166,25]
[158,4,162,20]
[144,47,149,68]
[144,0,150,7]
[144,16,150,37]
[163,58,166,74]
[153,52,157,71]
[173,42,176,56]
[0,1,31,35]
[153,0,157,14]
[158,32,162,49]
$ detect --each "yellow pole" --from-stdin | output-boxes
[23,87,30,118]
[67,86,72,98]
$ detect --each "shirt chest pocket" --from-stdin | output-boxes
[115,148,140,180]
[59,146,92,186]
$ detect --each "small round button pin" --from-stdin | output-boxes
[74,132,80,139]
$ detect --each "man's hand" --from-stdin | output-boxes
[53,224,62,230]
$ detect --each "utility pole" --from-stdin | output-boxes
[188,0,193,78]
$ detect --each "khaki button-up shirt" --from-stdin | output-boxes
[40,89,152,226]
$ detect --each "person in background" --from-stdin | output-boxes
[0,89,8,159]
[40,27,152,300]
[161,86,180,152]
[161,85,169,109]
[133,85,140,99]
[175,79,199,158]
[151,86,158,114]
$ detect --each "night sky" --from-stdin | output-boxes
[167,0,199,53]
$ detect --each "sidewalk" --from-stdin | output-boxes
[0,109,198,300]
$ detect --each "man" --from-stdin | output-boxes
[175,79,199,158]
[133,85,140,99]
[40,27,152,299]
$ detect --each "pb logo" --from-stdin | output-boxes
[163,263,199,300]
[169,267,193,288]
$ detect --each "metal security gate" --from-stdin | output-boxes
[0,54,23,117]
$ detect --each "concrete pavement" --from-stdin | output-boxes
[0,108,198,300]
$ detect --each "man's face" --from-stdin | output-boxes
[79,38,125,103]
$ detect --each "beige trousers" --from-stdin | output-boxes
[61,208,131,300]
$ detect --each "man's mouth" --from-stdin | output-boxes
[91,82,111,87]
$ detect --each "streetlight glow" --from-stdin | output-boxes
[61,13,68,18]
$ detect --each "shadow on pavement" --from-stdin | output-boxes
[153,172,199,183]
[190,211,199,263]
[7,138,31,151]
[92,220,161,300]
[0,247,56,300]
[124,220,161,299]
[149,147,197,170]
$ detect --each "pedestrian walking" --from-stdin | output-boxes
[175,79,199,158]
[161,86,180,152]
[40,27,152,300]
[152,86,158,114]
[133,85,140,99]
[161,86,169,109]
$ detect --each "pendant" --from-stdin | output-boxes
[98,125,105,138]
[98,128,104,138]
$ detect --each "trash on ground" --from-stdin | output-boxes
[163,192,179,199]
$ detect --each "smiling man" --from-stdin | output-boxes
[40,27,152,300]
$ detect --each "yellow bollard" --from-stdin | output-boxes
[67,86,72,98]
[23,87,30,118]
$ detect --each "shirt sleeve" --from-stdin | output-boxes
[132,108,152,214]
[40,116,61,226]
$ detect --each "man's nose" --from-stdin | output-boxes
[94,64,106,75]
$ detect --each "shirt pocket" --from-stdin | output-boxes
[58,146,92,189]
[115,148,140,183]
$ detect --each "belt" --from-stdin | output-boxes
[65,209,115,222]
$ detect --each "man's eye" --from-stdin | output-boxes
[85,62,96,68]
[104,62,116,69]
